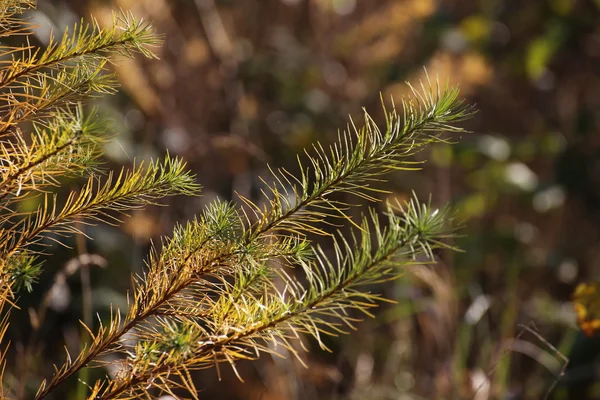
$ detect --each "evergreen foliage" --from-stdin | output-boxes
[0,2,474,398]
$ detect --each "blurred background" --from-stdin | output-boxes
[13,0,600,399]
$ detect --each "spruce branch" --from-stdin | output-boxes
[0,10,160,89]
[92,196,454,399]
[34,201,241,399]
[240,81,472,240]
[0,105,107,203]
[0,4,199,397]
[0,0,34,38]
[0,155,199,303]
[1,155,199,258]
[0,61,119,133]
[0,10,161,135]
[35,82,472,399]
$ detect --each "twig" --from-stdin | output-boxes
[470,321,569,400]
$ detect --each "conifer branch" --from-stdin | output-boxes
[241,82,472,240]
[0,62,119,134]
[1,155,199,258]
[35,82,472,399]
[0,4,201,397]
[0,11,161,135]
[0,106,106,202]
[0,11,159,89]
[0,0,34,38]
[92,196,453,399]
[33,202,240,399]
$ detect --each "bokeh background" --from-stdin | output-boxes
[13,0,600,399]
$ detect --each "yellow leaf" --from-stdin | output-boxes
[573,282,600,336]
